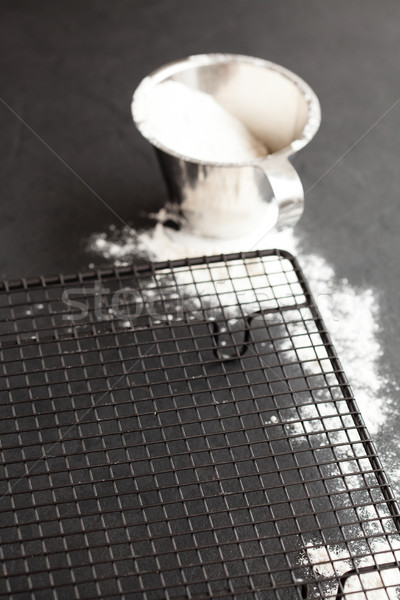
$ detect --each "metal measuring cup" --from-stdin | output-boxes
[132,54,320,239]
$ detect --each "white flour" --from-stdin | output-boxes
[87,217,400,598]
[133,80,268,163]
[303,540,400,599]
[88,213,393,437]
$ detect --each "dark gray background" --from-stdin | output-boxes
[1,0,399,485]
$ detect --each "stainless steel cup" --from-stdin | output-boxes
[132,54,320,239]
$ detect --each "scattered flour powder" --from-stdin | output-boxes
[88,213,393,438]
[88,214,400,598]
[302,540,400,599]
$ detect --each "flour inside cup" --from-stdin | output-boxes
[134,80,268,163]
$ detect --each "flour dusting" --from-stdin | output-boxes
[87,212,400,598]
[87,212,391,438]
[302,540,400,599]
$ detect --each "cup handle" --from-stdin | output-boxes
[257,157,304,230]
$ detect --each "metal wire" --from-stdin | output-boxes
[0,249,399,599]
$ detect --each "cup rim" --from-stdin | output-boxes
[132,53,321,167]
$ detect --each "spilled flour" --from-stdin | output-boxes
[87,209,400,598]
[302,540,400,598]
[88,210,393,437]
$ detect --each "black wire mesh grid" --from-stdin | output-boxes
[1,249,400,600]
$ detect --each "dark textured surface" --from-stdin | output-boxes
[0,0,399,494]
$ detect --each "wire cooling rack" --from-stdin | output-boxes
[0,249,400,600]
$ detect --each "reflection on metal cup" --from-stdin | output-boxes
[132,54,320,239]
